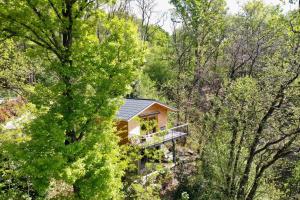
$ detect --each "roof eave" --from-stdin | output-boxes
[126,102,177,122]
[155,102,177,112]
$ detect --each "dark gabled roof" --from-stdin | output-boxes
[116,98,176,121]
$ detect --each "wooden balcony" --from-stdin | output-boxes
[135,123,189,148]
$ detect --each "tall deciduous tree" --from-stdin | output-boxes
[0,0,142,199]
[192,2,300,200]
[170,0,226,121]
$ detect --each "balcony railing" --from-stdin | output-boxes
[133,123,189,148]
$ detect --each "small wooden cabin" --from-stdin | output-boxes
[116,98,177,144]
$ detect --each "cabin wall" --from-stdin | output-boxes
[140,104,168,131]
[128,118,140,138]
[117,120,129,144]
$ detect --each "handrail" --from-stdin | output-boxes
[141,129,165,139]
[169,123,189,130]
[129,123,189,147]
[140,123,189,139]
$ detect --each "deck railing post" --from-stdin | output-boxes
[187,124,189,135]
[172,139,176,163]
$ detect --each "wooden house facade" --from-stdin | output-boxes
[116,99,188,148]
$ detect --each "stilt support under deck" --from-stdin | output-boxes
[172,139,176,163]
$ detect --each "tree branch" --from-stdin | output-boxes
[48,0,63,22]
[254,128,300,155]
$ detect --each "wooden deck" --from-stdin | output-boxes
[139,124,188,148]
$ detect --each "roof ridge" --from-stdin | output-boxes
[125,98,156,101]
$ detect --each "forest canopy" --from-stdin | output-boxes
[0,0,299,200]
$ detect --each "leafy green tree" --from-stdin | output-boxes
[0,0,143,199]
[143,25,173,90]
[170,1,300,200]
[226,0,285,79]
[130,25,172,101]
[169,0,227,126]
[0,39,33,97]
[130,72,162,100]
[191,2,300,199]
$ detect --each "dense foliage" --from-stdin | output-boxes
[0,0,299,199]
[0,0,142,199]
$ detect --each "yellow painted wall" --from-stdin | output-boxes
[139,104,168,130]
[128,117,140,138]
